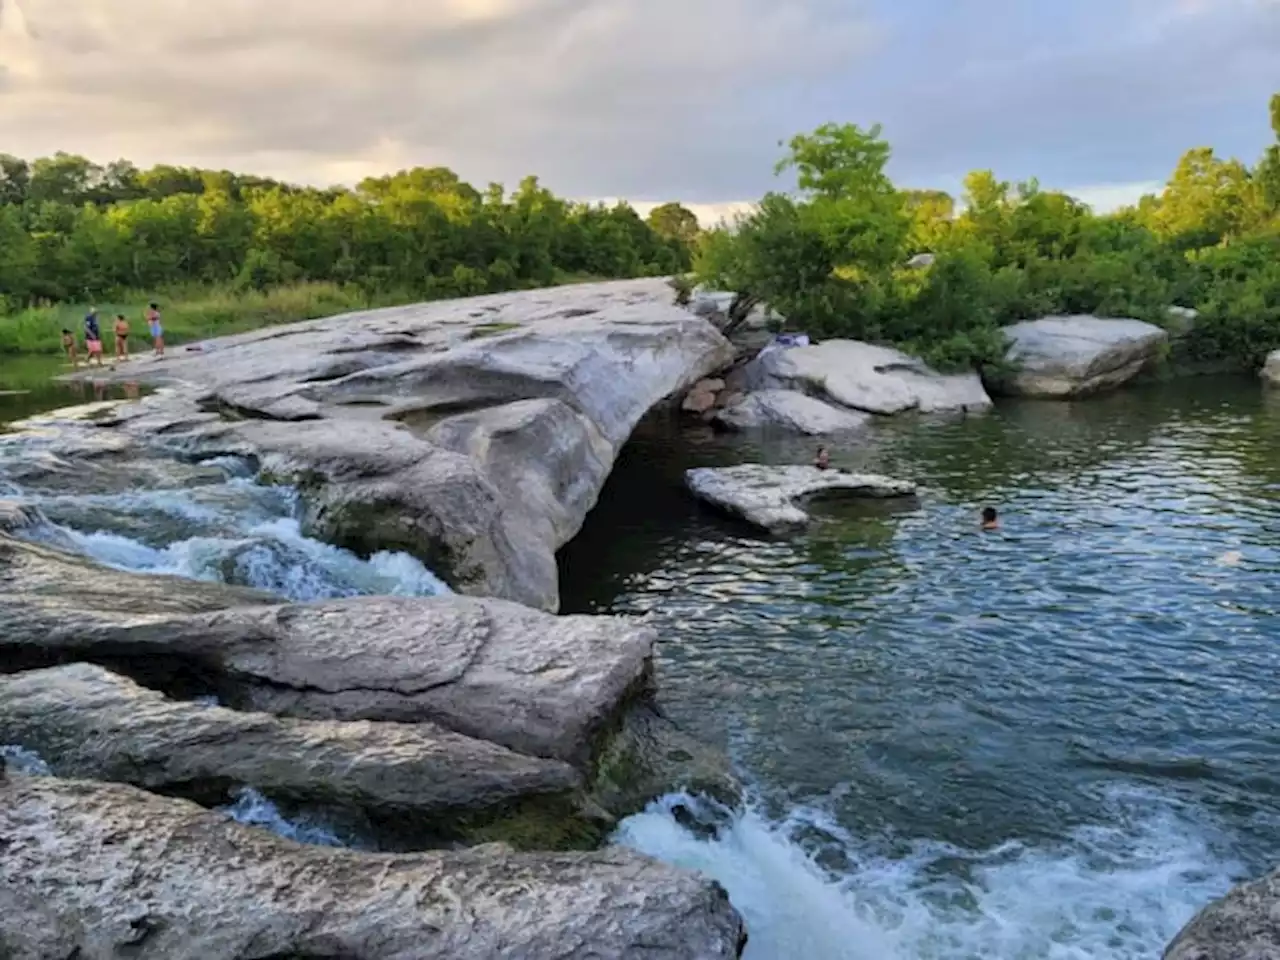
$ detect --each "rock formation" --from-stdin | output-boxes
[713,389,872,435]
[54,279,734,611]
[0,663,597,849]
[989,316,1169,398]
[743,339,992,421]
[685,464,916,534]
[1262,349,1280,386]
[0,776,747,959]
[1164,868,1280,960]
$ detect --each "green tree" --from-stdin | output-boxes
[646,202,700,246]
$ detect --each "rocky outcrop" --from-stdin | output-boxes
[713,389,871,435]
[1262,349,1280,386]
[686,464,916,534]
[745,340,993,418]
[0,534,650,766]
[1164,868,1280,959]
[0,775,747,959]
[55,279,734,611]
[990,316,1169,398]
[682,378,726,414]
[0,663,597,848]
[0,500,42,534]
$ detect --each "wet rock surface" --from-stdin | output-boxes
[0,776,747,960]
[1164,867,1280,960]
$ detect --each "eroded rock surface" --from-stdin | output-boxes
[0,776,747,960]
[0,663,591,846]
[0,534,652,767]
[991,316,1169,398]
[1164,868,1280,960]
[713,389,871,435]
[56,279,734,611]
[686,464,916,534]
[746,340,992,417]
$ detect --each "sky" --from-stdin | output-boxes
[0,0,1276,221]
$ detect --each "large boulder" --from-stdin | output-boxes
[0,534,649,767]
[713,389,871,436]
[686,464,916,535]
[991,316,1169,398]
[0,663,596,849]
[53,279,735,611]
[1164,868,1280,960]
[0,776,747,959]
[1262,349,1280,386]
[746,340,992,416]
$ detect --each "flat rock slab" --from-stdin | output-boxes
[0,776,746,960]
[686,464,916,534]
[0,534,652,767]
[0,663,584,845]
[1164,867,1280,960]
[713,389,871,435]
[747,339,993,416]
[992,315,1169,398]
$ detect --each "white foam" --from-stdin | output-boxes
[219,788,346,848]
[1,744,51,775]
[616,794,1239,960]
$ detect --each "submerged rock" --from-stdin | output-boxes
[990,316,1169,398]
[0,533,652,767]
[746,339,992,416]
[1164,867,1280,960]
[56,279,734,611]
[713,389,871,435]
[0,500,43,534]
[686,464,916,534]
[1262,349,1280,386]
[0,776,747,959]
[0,663,600,849]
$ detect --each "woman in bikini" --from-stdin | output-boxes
[113,313,130,361]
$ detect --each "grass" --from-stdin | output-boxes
[0,282,401,357]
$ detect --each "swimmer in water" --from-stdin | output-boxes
[981,506,999,530]
[814,446,831,470]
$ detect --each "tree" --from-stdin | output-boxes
[646,202,700,246]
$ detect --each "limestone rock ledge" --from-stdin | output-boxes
[53,278,735,612]
[0,775,747,960]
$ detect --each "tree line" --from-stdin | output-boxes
[695,93,1280,371]
[0,153,700,308]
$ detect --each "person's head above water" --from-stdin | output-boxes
[814,445,830,468]
[981,506,999,529]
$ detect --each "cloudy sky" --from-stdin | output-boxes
[0,0,1276,218]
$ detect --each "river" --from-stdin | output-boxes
[560,376,1280,959]
[3,362,1279,959]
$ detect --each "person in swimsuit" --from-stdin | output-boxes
[146,302,164,356]
[61,328,79,368]
[84,309,104,367]
[113,313,130,361]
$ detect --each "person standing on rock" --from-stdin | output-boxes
[60,328,79,368]
[83,309,104,367]
[146,303,164,357]
[113,313,130,362]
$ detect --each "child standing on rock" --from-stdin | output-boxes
[61,329,78,368]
